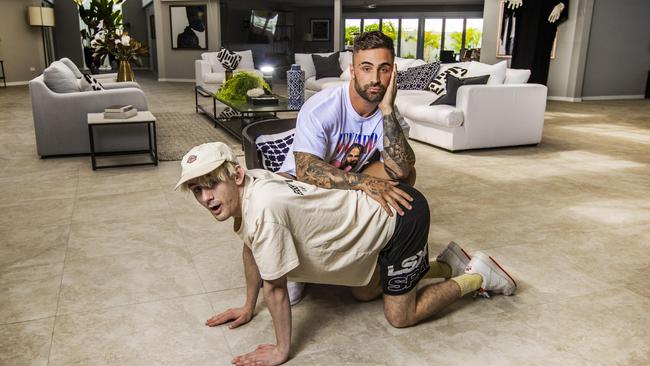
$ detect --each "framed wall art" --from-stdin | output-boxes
[310,18,330,41]
[170,5,208,50]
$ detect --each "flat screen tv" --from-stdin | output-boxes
[248,10,279,44]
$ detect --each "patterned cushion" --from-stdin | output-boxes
[255,129,295,172]
[216,47,242,70]
[217,107,241,119]
[79,73,105,91]
[428,66,468,97]
[396,62,440,90]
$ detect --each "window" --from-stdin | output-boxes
[443,18,464,53]
[342,15,483,60]
[399,19,419,59]
[381,19,399,45]
[465,18,483,49]
[363,19,380,32]
[345,19,361,47]
[423,18,442,62]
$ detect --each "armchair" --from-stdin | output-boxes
[29,75,150,157]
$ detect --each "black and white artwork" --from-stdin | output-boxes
[170,5,207,50]
[310,19,330,41]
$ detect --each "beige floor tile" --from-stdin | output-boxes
[71,188,170,223]
[75,166,167,198]
[0,224,68,271]
[0,317,54,366]
[57,248,204,314]
[49,295,232,365]
[0,199,74,228]
[0,262,63,324]
[192,240,246,292]
[66,214,185,260]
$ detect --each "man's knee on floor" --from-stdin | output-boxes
[384,310,414,328]
[351,287,381,302]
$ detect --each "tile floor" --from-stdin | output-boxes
[0,73,649,365]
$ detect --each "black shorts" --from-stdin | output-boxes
[378,184,430,296]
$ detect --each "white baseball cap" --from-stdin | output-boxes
[174,142,237,190]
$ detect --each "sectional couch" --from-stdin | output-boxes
[294,52,547,151]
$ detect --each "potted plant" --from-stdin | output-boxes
[216,72,271,101]
[73,0,124,73]
[92,28,149,81]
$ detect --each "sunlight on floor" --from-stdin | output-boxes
[559,124,650,144]
[567,199,650,225]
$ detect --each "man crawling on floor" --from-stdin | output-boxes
[176,142,517,366]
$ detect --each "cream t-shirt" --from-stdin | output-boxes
[236,169,397,287]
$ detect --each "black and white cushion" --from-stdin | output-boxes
[430,74,489,106]
[216,47,242,70]
[80,73,105,91]
[217,107,241,119]
[396,62,440,90]
[255,129,295,172]
[428,66,468,97]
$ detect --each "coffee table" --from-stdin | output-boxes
[195,85,299,141]
[87,111,158,170]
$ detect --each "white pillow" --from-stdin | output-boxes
[295,52,335,80]
[395,57,417,71]
[60,57,83,78]
[464,60,507,85]
[202,52,225,73]
[504,68,531,84]
[340,67,351,80]
[236,50,255,70]
[43,61,80,93]
[339,51,353,73]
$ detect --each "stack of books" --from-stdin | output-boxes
[104,105,137,119]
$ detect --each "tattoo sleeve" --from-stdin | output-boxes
[294,151,366,190]
[382,110,415,180]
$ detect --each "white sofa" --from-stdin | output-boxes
[294,52,547,151]
[195,50,263,91]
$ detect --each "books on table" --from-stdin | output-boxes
[103,105,137,119]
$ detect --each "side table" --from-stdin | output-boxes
[87,111,158,170]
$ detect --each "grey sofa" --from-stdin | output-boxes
[29,75,150,157]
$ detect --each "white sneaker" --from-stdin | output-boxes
[287,281,305,306]
[436,241,471,278]
[464,252,517,296]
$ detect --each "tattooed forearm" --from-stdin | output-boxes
[295,152,365,190]
[382,110,415,180]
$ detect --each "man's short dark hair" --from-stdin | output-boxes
[353,31,394,55]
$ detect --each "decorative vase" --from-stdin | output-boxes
[117,60,135,82]
[286,64,305,110]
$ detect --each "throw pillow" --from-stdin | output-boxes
[430,74,489,106]
[312,52,342,80]
[79,73,105,91]
[396,62,440,90]
[60,57,84,78]
[43,61,81,93]
[428,66,469,97]
[255,129,295,172]
[217,47,242,70]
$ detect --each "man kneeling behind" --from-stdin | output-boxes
[176,142,517,366]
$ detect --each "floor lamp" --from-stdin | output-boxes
[28,6,56,68]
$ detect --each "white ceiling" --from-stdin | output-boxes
[279,0,484,7]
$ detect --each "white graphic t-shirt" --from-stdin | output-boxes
[279,83,384,176]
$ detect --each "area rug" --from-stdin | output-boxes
[155,111,243,161]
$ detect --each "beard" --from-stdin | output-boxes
[353,78,386,103]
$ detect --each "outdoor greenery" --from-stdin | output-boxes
[344,21,482,58]
[215,72,271,102]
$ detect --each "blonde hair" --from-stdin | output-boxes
[180,161,238,192]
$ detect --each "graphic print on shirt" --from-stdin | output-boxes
[329,132,379,172]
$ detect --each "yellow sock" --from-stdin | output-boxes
[451,274,482,296]
[424,261,452,279]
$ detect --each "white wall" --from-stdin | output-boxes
[154,0,221,81]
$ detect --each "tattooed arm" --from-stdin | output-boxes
[294,151,412,216]
[378,67,416,180]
